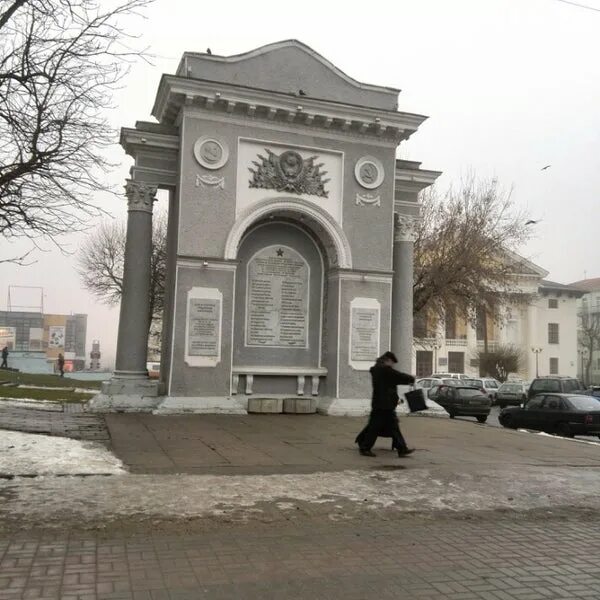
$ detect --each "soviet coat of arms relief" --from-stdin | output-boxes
[248,149,330,198]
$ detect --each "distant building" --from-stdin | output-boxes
[0,311,87,373]
[413,258,584,381]
[569,277,600,385]
[89,339,101,370]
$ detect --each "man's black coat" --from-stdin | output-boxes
[369,361,415,410]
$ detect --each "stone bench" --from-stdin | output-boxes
[231,366,327,397]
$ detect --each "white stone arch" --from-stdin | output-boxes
[224,197,353,269]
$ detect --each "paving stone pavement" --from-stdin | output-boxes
[0,406,109,444]
[104,412,600,475]
[0,511,599,599]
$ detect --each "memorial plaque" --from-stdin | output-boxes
[350,306,380,362]
[246,246,309,347]
[187,298,221,357]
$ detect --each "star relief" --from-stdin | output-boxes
[276,248,284,257]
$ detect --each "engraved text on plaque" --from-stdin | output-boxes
[350,306,380,362]
[246,246,309,347]
[187,298,220,357]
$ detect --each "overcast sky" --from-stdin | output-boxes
[1,0,599,367]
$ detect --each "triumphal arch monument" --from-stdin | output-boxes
[95,40,440,414]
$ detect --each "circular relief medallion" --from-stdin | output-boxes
[278,150,304,181]
[355,156,384,189]
[193,136,229,170]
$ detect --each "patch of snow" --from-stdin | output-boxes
[0,431,126,475]
[18,384,74,391]
[0,399,63,411]
[2,465,600,524]
[517,429,600,446]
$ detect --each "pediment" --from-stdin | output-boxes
[178,40,399,111]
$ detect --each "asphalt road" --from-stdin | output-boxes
[453,405,600,445]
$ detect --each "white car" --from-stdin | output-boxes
[417,377,460,390]
[462,377,500,401]
[431,372,469,380]
[416,377,443,390]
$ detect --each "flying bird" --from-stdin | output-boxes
[541,165,551,170]
[525,220,541,226]
[206,48,212,55]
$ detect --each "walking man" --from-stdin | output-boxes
[57,353,65,377]
[1,345,8,369]
[357,351,415,457]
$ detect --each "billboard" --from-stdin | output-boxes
[0,327,16,350]
[48,326,65,348]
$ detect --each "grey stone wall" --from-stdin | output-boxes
[336,278,392,400]
[168,264,235,397]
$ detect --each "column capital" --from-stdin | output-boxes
[393,212,419,242]
[124,180,157,213]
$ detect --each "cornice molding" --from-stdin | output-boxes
[152,75,426,144]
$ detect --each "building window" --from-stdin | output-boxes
[448,351,465,373]
[548,323,559,344]
[549,357,559,375]
[548,298,558,309]
[445,305,457,340]
[416,351,433,378]
[413,312,428,338]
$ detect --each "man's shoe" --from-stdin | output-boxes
[397,448,415,457]
[359,449,376,457]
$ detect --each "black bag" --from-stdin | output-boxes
[405,388,427,413]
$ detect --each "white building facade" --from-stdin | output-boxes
[412,260,583,381]
[569,277,600,385]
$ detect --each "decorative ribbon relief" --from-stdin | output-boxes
[355,193,381,207]
[195,174,225,189]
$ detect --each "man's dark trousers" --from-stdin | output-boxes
[358,409,407,452]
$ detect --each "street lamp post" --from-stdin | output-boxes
[531,347,543,378]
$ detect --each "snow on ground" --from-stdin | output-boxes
[0,431,125,475]
[2,464,600,525]
[519,429,600,446]
[0,399,63,411]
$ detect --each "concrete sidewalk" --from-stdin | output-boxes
[2,413,600,599]
[104,412,600,475]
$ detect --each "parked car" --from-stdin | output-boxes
[589,386,600,398]
[431,372,469,380]
[495,382,528,408]
[527,377,585,401]
[462,377,500,402]
[499,393,600,438]
[416,377,442,390]
[429,384,492,422]
[427,378,460,396]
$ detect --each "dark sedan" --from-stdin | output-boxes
[499,393,600,438]
[496,382,528,408]
[429,385,492,422]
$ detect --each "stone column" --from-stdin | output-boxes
[391,213,418,374]
[113,180,157,379]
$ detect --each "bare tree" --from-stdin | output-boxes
[413,177,532,326]
[474,344,525,382]
[77,213,167,333]
[578,306,600,386]
[0,0,151,248]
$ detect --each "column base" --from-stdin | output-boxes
[317,398,371,416]
[154,396,248,415]
[88,378,161,413]
[112,370,150,379]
